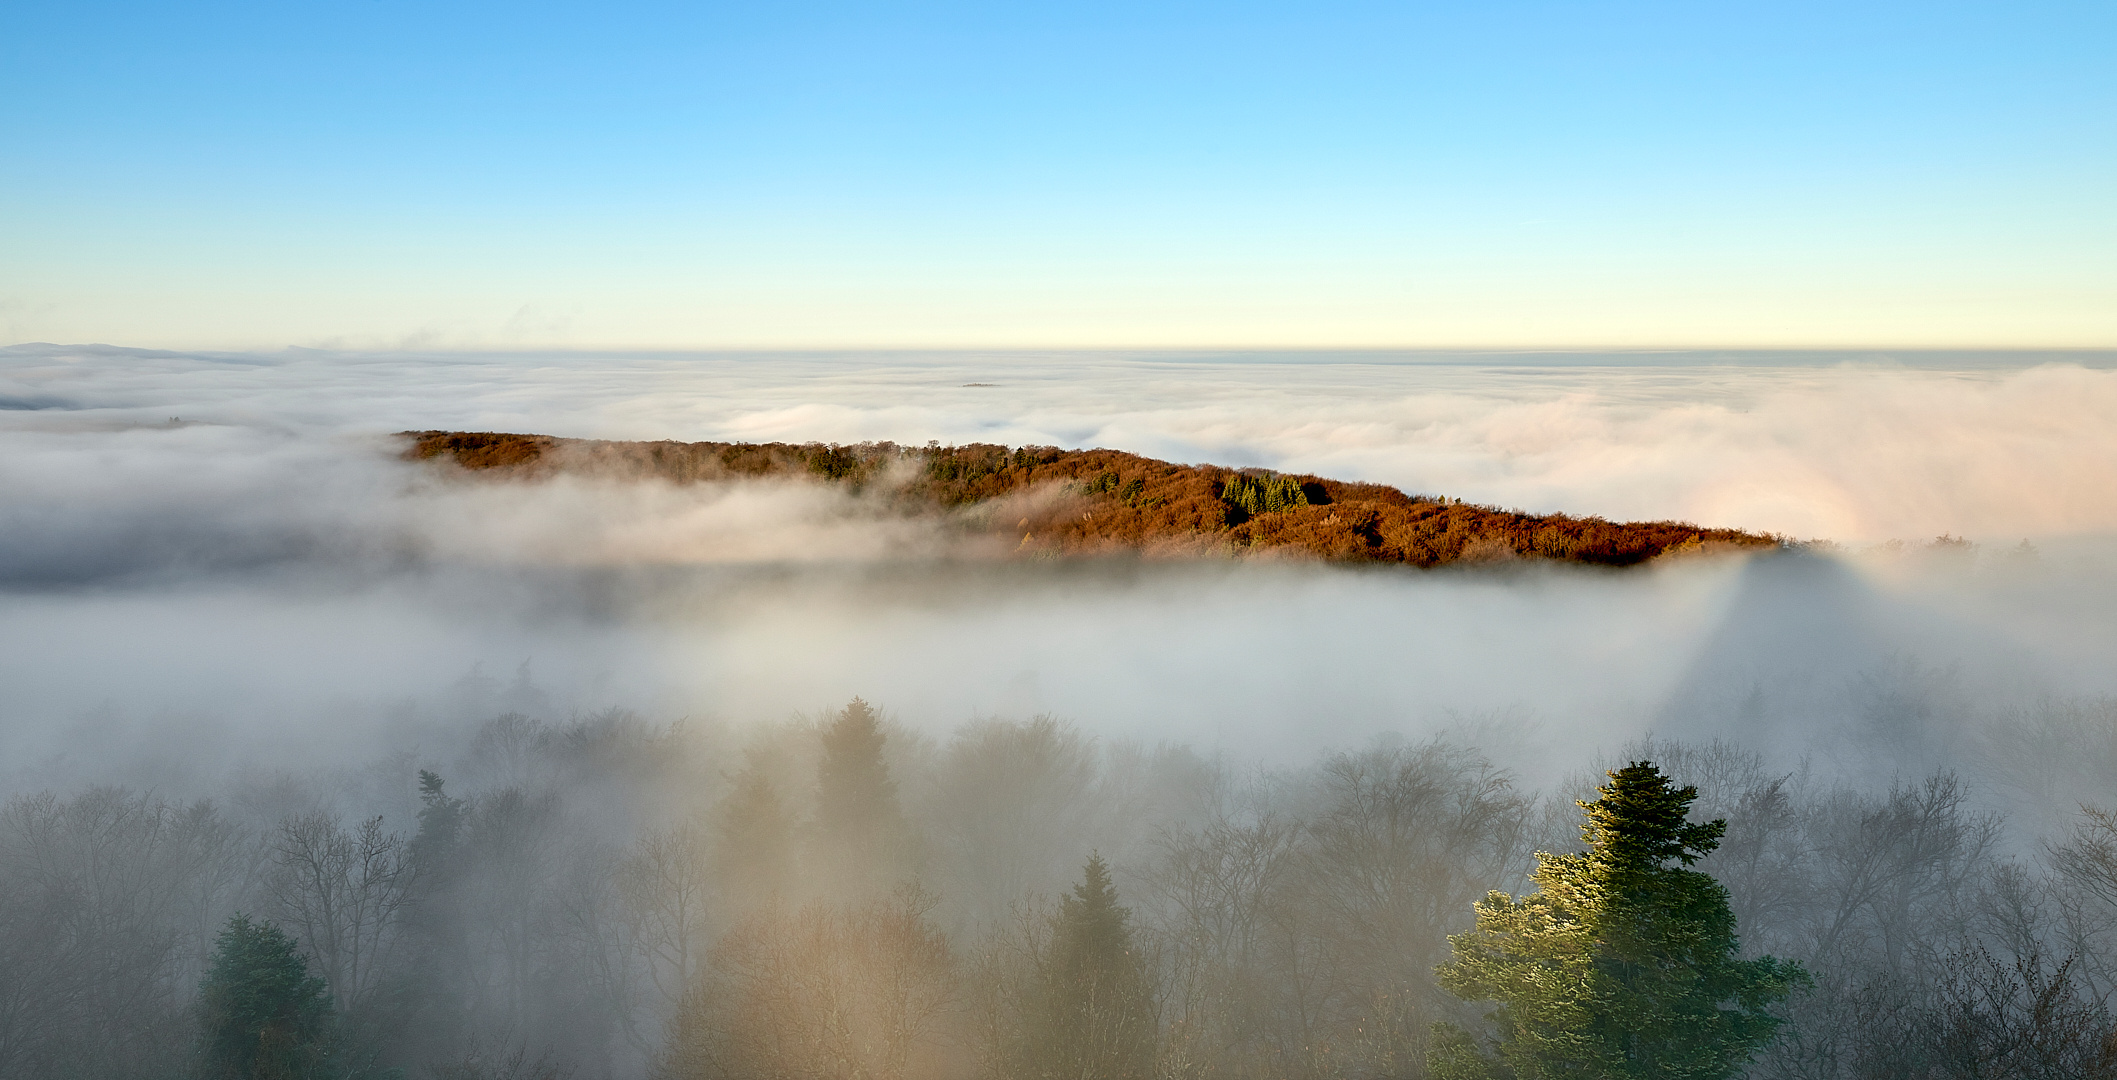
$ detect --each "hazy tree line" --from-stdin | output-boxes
[6,685,2117,1079]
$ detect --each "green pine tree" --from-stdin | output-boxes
[197,914,335,1080]
[1431,762,1807,1080]
[1024,853,1157,1080]
[1219,473,1309,520]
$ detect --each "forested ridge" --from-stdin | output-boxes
[402,431,1780,567]
[11,687,2117,1080]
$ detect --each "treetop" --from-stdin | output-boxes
[1580,761,1728,872]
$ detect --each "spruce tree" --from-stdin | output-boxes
[817,698,897,833]
[716,758,796,910]
[1431,762,1806,1080]
[197,914,334,1080]
[1024,853,1156,1080]
[410,769,465,872]
[813,697,915,892]
[401,770,470,1063]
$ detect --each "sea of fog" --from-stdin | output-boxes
[3,343,2115,799]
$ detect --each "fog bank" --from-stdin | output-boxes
[3,345,2114,799]
[9,345,2117,1080]
[7,344,2117,542]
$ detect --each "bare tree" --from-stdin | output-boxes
[1288,741,1532,1072]
[1842,950,2117,1080]
[1801,774,1999,977]
[458,787,564,1036]
[2045,803,2117,995]
[620,818,717,1012]
[1146,798,1302,1079]
[1136,741,1533,1079]
[0,788,249,1079]
[268,811,419,1018]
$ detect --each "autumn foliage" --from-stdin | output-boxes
[402,431,1779,568]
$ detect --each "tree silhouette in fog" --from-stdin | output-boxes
[197,914,333,1080]
[715,755,796,912]
[1018,853,1156,1080]
[411,770,466,867]
[1432,762,1806,1080]
[813,697,916,894]
[398,770,472,1067]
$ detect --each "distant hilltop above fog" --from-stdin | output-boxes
[403,430,1783,568]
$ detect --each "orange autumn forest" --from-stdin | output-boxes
[405,430,1779,568]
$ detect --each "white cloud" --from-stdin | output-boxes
[1,345,2113,799]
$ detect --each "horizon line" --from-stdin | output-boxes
[11,340,2117,358]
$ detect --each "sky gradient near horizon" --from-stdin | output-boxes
[4,0,2113,349]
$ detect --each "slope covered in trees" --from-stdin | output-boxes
[11,692,2117,1078]
[402,431,1781,567]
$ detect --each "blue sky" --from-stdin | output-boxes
[4,0,2112,348]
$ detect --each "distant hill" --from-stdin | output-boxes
[402,431,1781,567]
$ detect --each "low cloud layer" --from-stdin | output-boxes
[3,343,2114,801]
[7,344,2117,1079]
[7,344,2115,543]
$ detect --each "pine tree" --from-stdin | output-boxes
[813,697,915,893]
[1023,853,1157,1080]
[400,770,471,1063]
[817,698,897,833]
[197,914,334,1080]
[1431,762,1806,1080]
[1219,472,1310,519]
[410,769,466,872]
[716,758,796,911]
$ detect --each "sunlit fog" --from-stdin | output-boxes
[5,345,2117,1078]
